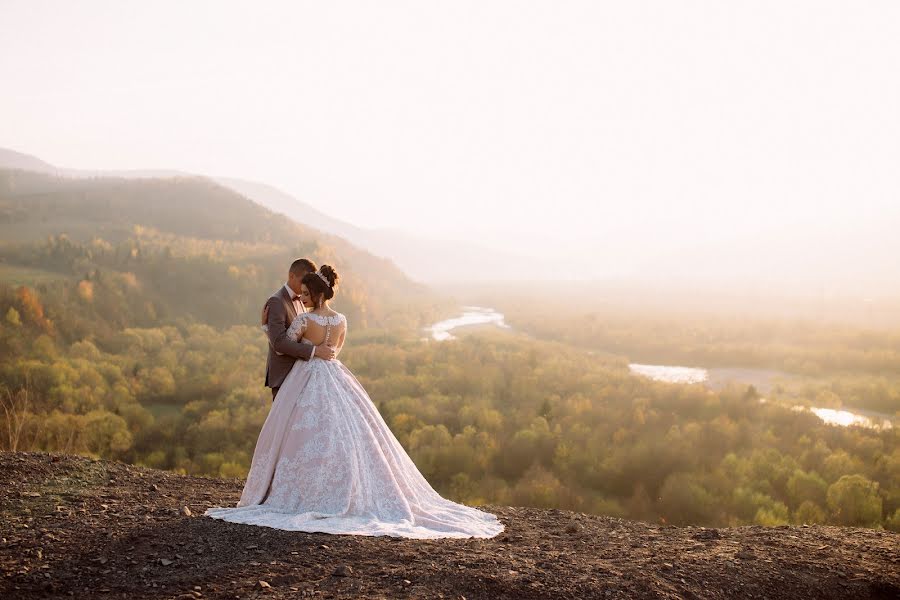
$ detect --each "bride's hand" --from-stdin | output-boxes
[261,304,269,326]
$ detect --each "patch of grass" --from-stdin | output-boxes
[144,403,182,419]
[0,263,74,286]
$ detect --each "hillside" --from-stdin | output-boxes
[0,168,445,331]
[1,451,898,599]
[0,147,544,283]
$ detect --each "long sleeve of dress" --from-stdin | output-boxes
[333,319,347,359]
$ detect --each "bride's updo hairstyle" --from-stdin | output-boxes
[302,264,340,307]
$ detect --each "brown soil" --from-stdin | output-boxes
[1,451,898,599]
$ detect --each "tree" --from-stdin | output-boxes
[786,469,827,509]
[794,500,826,525]
[5,307,21,327]
[1,384,31,451]
[826,475,882,527]
[83,410,133,456]
[658,472,716,525]
[885,508,900,533]
[511,464,568,509]
[754,502,790,526]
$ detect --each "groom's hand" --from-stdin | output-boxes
[317,345,336,361]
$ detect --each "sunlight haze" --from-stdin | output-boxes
[1,1,898,290]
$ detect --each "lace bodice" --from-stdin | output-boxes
[286,311,347,357]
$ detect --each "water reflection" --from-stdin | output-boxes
[801,407,893,429]
[628,363,707,384]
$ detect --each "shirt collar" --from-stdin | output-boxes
[284,283,306,313]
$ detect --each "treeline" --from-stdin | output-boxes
[1,233,364,334]
[1,297,897,530]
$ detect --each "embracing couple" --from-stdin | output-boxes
[205,259,504,539]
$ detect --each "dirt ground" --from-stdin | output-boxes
[1,451,898,599]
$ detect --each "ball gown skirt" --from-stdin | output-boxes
[204,357,504,539]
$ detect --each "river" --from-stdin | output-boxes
[426,306,510,341]
[427,307,894,430]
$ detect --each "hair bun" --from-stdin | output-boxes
[319,265,339,286]
[319,265,339,299]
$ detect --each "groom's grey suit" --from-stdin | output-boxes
[265,286,315,398]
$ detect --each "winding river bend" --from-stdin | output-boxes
[426,306,510,341]
[428,307,894,430]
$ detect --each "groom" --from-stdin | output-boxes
[264,258,336,400]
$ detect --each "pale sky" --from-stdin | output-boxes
[2,1,899,289]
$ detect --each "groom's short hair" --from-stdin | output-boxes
[290,258,317,276]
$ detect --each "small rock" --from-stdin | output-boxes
[403,579,412,586]
[564,521,583,534]
[149,484,159,492]
[332,565,353,577]
[258,580,271,589]
[159,558,173,566]
[245,544,259,550]
[692,528,721,540]
[180,506,192,517]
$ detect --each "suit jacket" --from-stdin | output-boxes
[264,286,315,389]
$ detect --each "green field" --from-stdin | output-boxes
[0,263,72,286]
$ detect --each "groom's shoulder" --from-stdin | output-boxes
[267,288,286,303]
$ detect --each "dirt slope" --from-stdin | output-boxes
[1,451,897,599]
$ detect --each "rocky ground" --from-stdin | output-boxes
[1,451,898,599]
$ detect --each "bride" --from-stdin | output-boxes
[204,265,504,539]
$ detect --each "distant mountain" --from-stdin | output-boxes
[211,177,548,283]
[0,148,58,173]
[214,176,351,236]
[0,147,542,283]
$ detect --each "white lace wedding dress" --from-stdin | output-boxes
[204,310,504,539]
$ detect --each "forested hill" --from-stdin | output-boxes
[0,168,445,335]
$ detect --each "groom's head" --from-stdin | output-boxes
[287,258,317,294]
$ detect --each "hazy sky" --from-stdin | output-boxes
[2,1,899,286]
